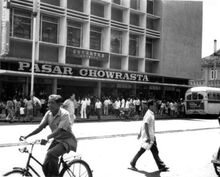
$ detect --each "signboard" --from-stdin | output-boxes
[0,60,149,82]
[0,0,10,56]
[68,48,109,61]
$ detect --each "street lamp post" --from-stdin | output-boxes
[30,0,38,97]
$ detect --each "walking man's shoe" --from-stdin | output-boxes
[159,166,169,172]
[130,162,137,170]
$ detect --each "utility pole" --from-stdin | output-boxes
[30,0,38,97]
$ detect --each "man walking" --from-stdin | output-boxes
[130,100,169,172]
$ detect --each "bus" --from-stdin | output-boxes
[185,86,220,116]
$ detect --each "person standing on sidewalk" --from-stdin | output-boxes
[130,99,169,172]
[63,93,77,124]
[95,98,102,120]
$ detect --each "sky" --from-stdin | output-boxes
[201,0,220,57]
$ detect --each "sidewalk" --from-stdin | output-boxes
[0,113,177,124]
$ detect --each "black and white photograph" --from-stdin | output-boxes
[0,0,220,176]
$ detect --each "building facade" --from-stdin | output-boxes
[190,49,220,88]
[0,0,203,101]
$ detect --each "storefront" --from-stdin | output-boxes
[0,59,189,101]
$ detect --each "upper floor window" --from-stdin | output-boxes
[129,34,139,56]
[40,15,58,44]
[90,26,102,50]
[111,30,122,54]
[111,8,123,22]
[130,0,140,10]
[210,67,217,80]
[91,2,104,18]
[147,18,154,30]
[67,20,82,47]
[67,0,83,12]
[147,0,154,14]
[130,13,139,26]
[146,38,153,58]
[10,8,31,39]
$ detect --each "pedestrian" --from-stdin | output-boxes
[5,97,15,122]
[114,98,121,117]
[25,96,34,122]
[130,99,169,172]
[63,93,77,124]
[80,97,87,119]
[95,98,102,120]
[21,94,77,177]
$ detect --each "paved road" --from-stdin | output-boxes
[0,118,219,177]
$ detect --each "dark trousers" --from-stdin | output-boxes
[131,138,166,169]
[42,141,67,177]
[96,108,101,120]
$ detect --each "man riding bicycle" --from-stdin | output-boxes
[22,94,77,177]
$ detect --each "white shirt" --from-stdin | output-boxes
[115,100,121,109]
[63,99,75,115]
[95,101,102,109]
[141,109,155,141]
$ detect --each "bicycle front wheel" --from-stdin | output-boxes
[4,169,32,176]
[60,159,92,177]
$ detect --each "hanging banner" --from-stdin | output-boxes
[0,0,10,56]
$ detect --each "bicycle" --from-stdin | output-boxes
[3,138,93,177]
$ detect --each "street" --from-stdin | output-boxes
[0,119,219,177]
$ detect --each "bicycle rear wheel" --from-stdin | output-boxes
[60,159,92,177]
[4,169,32,176]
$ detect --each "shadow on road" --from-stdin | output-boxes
[137,170,161,177]
[128,168,161,177]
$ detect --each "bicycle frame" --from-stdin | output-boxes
[20,142,68,177]
[22,143,43,177]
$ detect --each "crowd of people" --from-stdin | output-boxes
[0,93,186,122]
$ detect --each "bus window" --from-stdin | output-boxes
[186,94,191,100]
[192,93,197,100]
[198,94,203,100]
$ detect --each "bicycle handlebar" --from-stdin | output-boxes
[19,136,49,146]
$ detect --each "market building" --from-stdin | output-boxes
[0,0,203,101]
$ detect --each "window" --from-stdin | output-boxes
[147,18,154,30]
[67,21,82,47]
[40,15,58,43]
[39,45,58,62]
[91,2,104,17]
[10,9,31,39]
[90,26,102,50]
[111,30,122,54]
[111,8,123,22]
[186,94,192,100]
[129,34,139,56]
[146,38,153,58]
[130,13,139,26]
[210,68,217,80]
[147,0,154,14]
[130,0,140,10]
[67,0,83,12]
